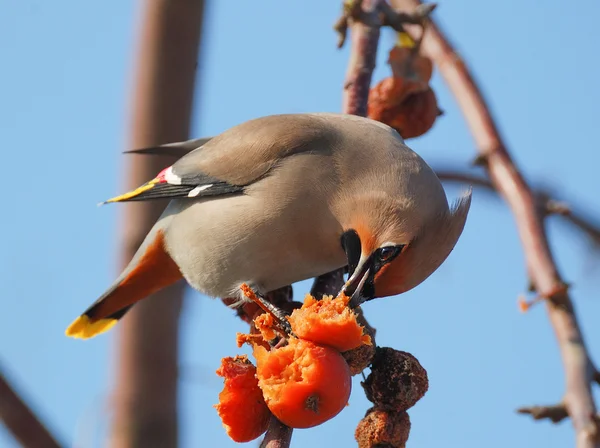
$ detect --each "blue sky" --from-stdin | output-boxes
[1,0,600,447]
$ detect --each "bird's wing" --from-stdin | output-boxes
[103,114,338,204]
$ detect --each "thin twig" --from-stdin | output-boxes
[333,0,364,49]
[379,2,436,30]
[554,207,600,247]
[517,403,569,424]
[392,1,600,446]
[435,168,600,247]
[334,0,436,48]
[0,371,62,448]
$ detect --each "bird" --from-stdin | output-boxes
[66,112,472,339]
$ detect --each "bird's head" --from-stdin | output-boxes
[339,187,472,307]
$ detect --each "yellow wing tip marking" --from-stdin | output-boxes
[102,180,158,205]
[65,315,118,339]
[396,31,415,49]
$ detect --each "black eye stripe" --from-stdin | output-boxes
[341,230,361,277]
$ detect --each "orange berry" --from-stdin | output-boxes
[236,332,270,350]
[214,355,271,443]
[254,338,352,428]
[369,81,439,139]
[287,293,372,352]
[254,312,278,341]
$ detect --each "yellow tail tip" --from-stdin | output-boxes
[65,315,118,339]
[102,181,157,205]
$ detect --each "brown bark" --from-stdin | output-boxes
[342,0,383,116]
[0,371,62,448]
[260,417,294,448]
[391,1,600,446]
[109,1,205,447]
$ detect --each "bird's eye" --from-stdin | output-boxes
[377,246,402,263]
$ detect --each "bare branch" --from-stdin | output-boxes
[260,417,294,448]
[435,168,600,248]
[379,2,436,30]
[435,168,494,191]
[391,1,600,445]
[555,207,600,247]
[341,0,383,116]
[0,371,62,448]
[333,0,364,48]
[517,403,569,424]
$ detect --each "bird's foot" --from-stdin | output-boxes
[239,284,295,337]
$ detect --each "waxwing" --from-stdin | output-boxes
[66,112,471,339]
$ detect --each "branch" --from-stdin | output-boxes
[260,417,294,448]
[391,1,600,446]
[334,0,436,49]
[341,0,383,116]
[517,403,569,424]
[379,1,436,30]
[0,371,62,448]
[435,168,600,247]
[552,205,600,247]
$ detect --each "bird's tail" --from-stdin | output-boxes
[65,223,183,340]
[122,137,212,158]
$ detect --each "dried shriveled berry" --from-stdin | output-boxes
[343,343,376,376]
[287,293,371,352]
[362,347,428,411]
[214,355,271,442]
[342,307,377,375]
[254,338,352,428]
[368,80,439,139]
[355,407,411,448]
[368,43,439,139]
[391,88,439,139]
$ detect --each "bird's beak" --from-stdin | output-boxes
[341,254,375,308]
